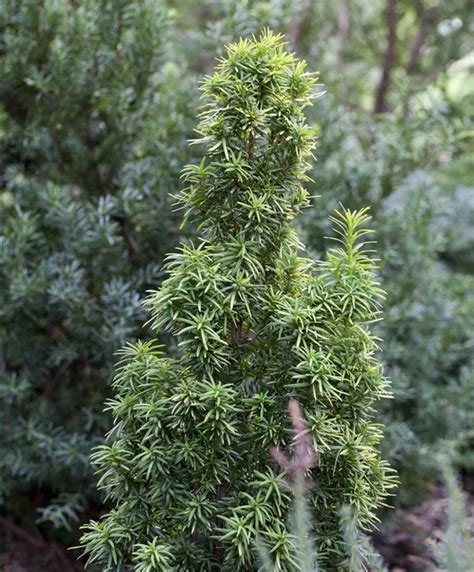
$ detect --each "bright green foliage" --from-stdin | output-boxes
[292,0,474,484]
[81,32,395,571]
[302,97,474,483]
[0,0,194,528]
[175,0,474,490]
[257,401,387,572]
[174,0,306,65]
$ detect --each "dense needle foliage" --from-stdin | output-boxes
[0,0,194,527]
[302,101,474,482]
[176,0,474,483]
[81,32,395,571]
[1,2,472,568]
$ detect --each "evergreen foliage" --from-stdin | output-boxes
[301,97,474,482]
[81,32,395,571]
[430,457,474,571]
[292,0,474,482]
[258,401,387,572]
[0,0,194,527]
[176,0,474,487]
[377,176,474,472]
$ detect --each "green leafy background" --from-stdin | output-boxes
[0,0,472,568]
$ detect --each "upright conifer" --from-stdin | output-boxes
[82,31,395,571]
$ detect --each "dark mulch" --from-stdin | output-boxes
[0,517,83,572]
[373,481,474,571]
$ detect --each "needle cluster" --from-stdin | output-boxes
[81,31,395,571]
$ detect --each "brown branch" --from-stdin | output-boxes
[336,0,350,100]
[406,4,438,75]
[402,4,439,114]
[286,0,312,50]
[374,0,399,114]
[122,222,140,256]
[229,320,245,345]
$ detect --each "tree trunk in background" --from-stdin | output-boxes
[374,0,398,113]
[406,3,438,75]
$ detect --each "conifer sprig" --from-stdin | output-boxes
[81,31,395,571]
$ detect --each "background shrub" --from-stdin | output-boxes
[0,0,195,528]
